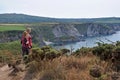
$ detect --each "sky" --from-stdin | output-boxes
[0,0,120,18]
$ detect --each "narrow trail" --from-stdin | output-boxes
[0,64,26,80]
[0,65,13,80]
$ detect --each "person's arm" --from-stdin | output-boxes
[25,34,29,45]
[29,36,32,48]
[26,34,32,48]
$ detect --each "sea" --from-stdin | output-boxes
[54,31,120,51]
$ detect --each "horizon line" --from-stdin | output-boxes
[0,12,120,19]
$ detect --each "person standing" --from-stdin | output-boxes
[21,28,32,57]
[26,28,32,50]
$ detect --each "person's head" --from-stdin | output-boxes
[23,31,28,37]
[26,28,31,33]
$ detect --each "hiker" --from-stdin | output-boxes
[21,28,32,57]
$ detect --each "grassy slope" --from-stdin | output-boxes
[0,24,25,31]
[0,41,21,53]
[0,41,120,80]
[0,41,37,63]
[0,41,21,63]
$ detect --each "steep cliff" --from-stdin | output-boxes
[1,23,120,46]
[52,24,81,37]
[30,23,120,46]
[0,31,22,43]
[74,23,120,37]
[86,24,115,37]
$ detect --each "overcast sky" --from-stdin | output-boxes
[0,0,120,18]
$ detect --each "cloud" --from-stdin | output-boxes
[0,0,120,18]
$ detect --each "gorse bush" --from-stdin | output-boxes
[112,46,120,61]
[28,46,61,62]
[92,43,114,60]
[92,41,120,72]
[73,47,92,57]
[60,48,70,55]
[71,41,120,73]
[92,42,120,61]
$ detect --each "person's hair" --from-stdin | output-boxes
[26,28,31,33]
[22,31,28,37]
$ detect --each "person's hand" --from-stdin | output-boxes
[26,41,29,44]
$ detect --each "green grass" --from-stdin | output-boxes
[0,41,22,63]
[0,41,38,63]
[0,40,38,54]
[0,24,25,31]
[0,41,21,54]
[95,20,120,23]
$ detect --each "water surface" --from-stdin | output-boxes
[54,31,120,51]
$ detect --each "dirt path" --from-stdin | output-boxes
[0,64,26,80]
[0,65,13,80]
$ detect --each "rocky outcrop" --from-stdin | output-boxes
[75,23,120,37]
[86,24,115,37]
[51,24,83,44]
[87,24,100,37]
[0,31,22,43]
[52,23,120,38]
[52,24,81,37]
[1,23,120,46]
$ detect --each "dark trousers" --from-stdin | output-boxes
[22,46,30,56]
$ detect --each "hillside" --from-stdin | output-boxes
[1,23,120,46]
[1,13,120,46]
[0,13,120,23]
[24,23,120,46]
[0,41,120,80]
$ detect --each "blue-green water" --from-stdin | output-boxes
[54,31,120,51]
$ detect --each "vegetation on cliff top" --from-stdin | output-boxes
[0,41,120,80]
[0,24,25,31]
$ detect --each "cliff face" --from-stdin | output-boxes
[0,31,22,43]
[52,24,81,37]
[86,24,115,37]
[75,23,120,37]
[52,23,120,38]
[1,23,120,46]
